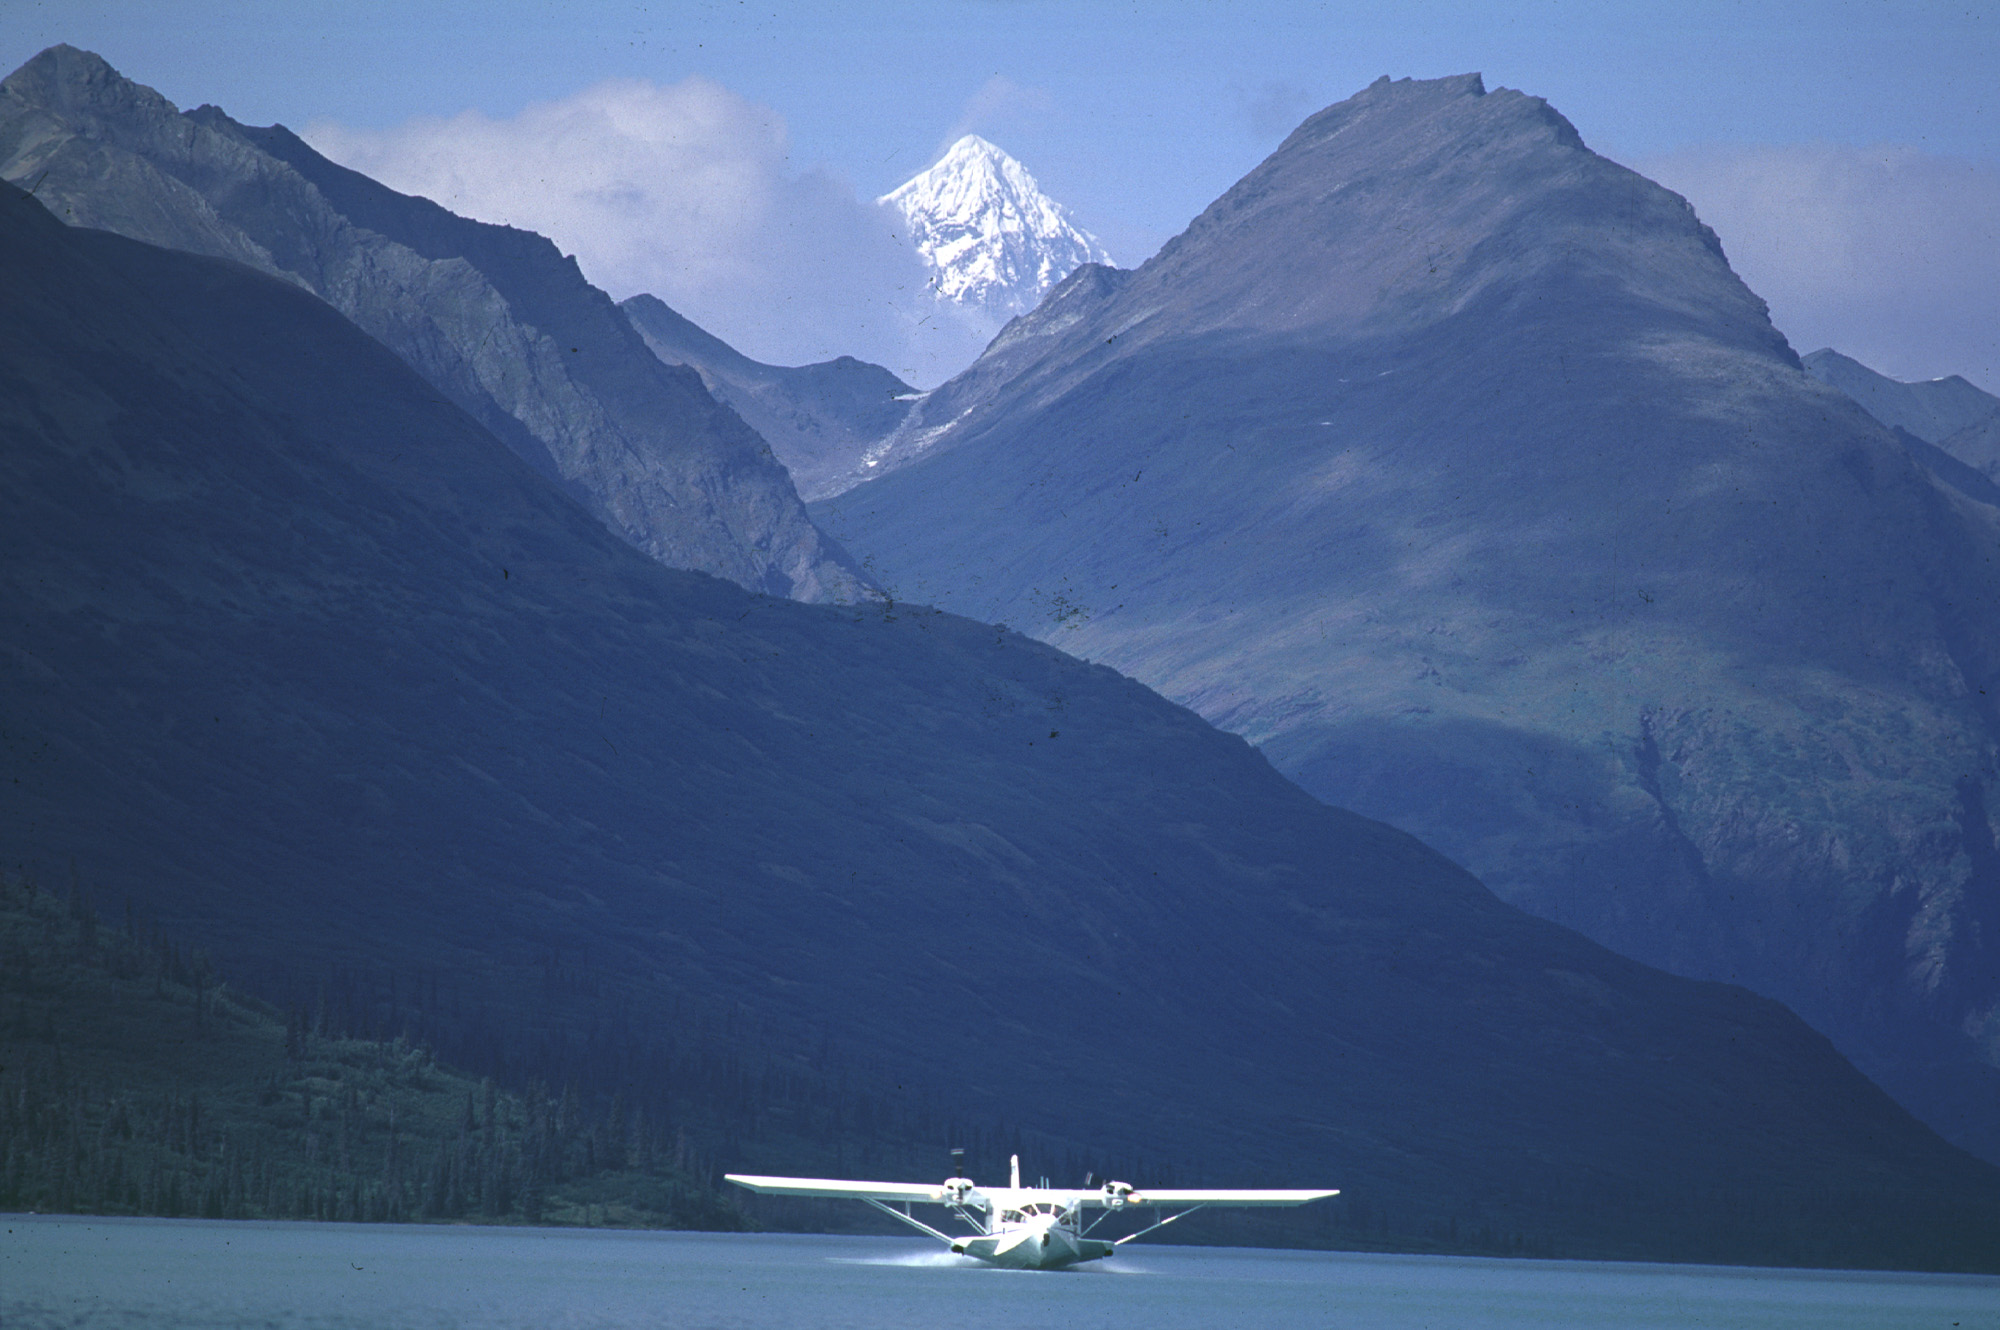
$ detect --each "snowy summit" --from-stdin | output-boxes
[879,134,1114,320]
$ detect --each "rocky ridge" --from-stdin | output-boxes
[621,294,918,503]
[1806,348,2000,493]
[0,45,863,601]
[1803,348,2000,446]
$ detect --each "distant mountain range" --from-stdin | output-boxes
[7,58,2000,1266]
[1804,348,2000,446]
[621,294,919,503]
[814,73,2000,1166]
[611,136,1115,500]
[879,134,1114,322]
[0,45,862,602]
[1806,348,2000,499]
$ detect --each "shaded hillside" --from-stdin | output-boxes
[812,74,2000,1164]
[0,45,861,602]
[0,875,741,1229]
[3,181,1997,1271]
[1944,414,2000,486]
[623,294,916,502]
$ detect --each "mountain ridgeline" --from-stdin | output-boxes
[812,74,2000,1164]
[4,162,1999,1269]
[621,294,919,504]
[0,45,862,602]
[1804,349,2000,448]
[1805,349,2000,502]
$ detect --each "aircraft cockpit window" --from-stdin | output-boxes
[1004,1203,1068,1223]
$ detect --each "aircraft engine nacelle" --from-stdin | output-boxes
[1102,1180,1134,1209]
[943,1148,981,1207]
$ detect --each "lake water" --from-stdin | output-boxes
[6,1214,1997,1329]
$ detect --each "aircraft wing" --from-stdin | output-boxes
[1091,1187,1339,1207]
[724,1174,949,1204]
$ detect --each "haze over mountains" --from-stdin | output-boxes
[6,160,1998,1268]
[0,45,862,602]
[814,73,2000,1163]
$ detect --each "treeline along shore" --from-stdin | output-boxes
[8,864,2000,1268]
[0,870,744,1227]
[0,868,1164,1237]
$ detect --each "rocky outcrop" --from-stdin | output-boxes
[0,45,865,601]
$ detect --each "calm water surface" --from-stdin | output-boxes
[5,1214,1996,1329]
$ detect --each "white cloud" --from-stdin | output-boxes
[305,78,978,386]
[1638,143,2000,391]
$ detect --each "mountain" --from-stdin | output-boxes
[834,260,1139,487]
[880,134,1114,321]
[1805,348,2000,496]
[0,878,741,1229]
[6,178,1998,1269]
[0,45,862,602]
[1943,413,2000,486]
[621,294,918,502]
[1804,348,2000,445]
[812,74,2000,1164]
[618,137,1120,501]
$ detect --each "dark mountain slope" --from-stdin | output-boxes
[4,182,1997,1267]
[812,75,2000,1163]
[622,294,917,502]
[0,878,740,1228]
[0,44,861,602]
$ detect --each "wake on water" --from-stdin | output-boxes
[827,1247,1144,1274]
[828,1249,982,1269]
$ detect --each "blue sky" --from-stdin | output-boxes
[5,1,1995,387]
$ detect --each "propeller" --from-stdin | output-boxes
[945,1147,973,1204]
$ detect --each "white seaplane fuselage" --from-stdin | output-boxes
[947,1191,1115,1268]
[726,1156,1337,1271]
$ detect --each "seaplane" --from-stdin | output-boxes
[726,1150,1338,1270]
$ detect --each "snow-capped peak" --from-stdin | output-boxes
[879,134,1114,319]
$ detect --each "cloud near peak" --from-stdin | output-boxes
[1639,142,1999,392]
[305,78,986,385]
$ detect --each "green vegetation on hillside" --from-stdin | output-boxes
[0,874,742,1228]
